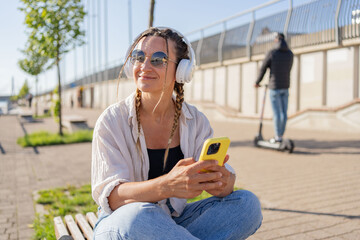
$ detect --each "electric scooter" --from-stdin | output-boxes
[253,84,294,153]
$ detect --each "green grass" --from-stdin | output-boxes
[32,184,240,240]
[33,112,51,119]
[17,130,93,147]
[32,184,98,240]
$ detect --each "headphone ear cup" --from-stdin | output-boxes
[176,59,193,83]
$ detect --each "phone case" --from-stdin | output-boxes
[199,137,230,166]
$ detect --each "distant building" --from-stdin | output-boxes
[0,96,10,115]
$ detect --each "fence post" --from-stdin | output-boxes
[196,30,204,66]
[284,0,293,39]
[354,45,359,99]
[322,50,327,106]
[246,11,255,59]
[218,22,226,63]
[335,0,342,45]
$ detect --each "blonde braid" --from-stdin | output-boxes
[135,88,142,154]
[163,82,184,169]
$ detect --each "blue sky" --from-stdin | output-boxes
[0,0,311,96]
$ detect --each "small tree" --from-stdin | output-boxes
[19,43,49,116]
[18,80,30,99]
[20,0,85,135]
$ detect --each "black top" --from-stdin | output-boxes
[256,39,294,89]
[147,145,184,180]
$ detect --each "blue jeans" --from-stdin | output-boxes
[93,190,262,240]
[269,89,289,139]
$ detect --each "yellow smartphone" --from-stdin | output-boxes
[199,137,230,170]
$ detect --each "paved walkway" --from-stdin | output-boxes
[0,105,359,239]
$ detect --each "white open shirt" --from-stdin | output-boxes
[92,92,235,216]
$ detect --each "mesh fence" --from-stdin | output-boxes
[190,0,360,65]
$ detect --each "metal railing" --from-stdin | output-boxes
[187,0,360,65]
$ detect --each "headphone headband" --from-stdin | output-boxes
[124,27,196,84]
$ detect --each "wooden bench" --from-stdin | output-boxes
[62,115,90,133]
[19,113,35,122]
[54,212,97,240]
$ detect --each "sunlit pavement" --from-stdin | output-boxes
[0,104,359,239]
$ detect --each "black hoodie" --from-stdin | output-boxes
[255,39,294,89]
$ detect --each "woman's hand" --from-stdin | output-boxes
[160,157,224,199]
[203,154,236,197]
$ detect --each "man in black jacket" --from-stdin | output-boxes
[255,33,293,143]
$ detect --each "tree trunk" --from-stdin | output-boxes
[35,76,38,117]
[56,60,63,136]
[148,0,155,28]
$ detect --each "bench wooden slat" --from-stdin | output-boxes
[86,212,98,229]
[64,215,85,240]
[54,216,70,239]
[75,213,93,240]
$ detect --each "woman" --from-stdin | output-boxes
[92,27,262,240]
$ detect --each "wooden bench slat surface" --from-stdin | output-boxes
[54,216,70,239]
[75,213,93,240]
[54,212,97,240]
[86,212,98,229]
[64,215,85,240]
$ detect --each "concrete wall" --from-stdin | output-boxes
[192,70,203,101]
[214,67,226,106]
[255,61,272,119]
[300,52,323,110]
[226,65,241,111]
[184,45,359,117]
[289,55,299,114]
[241,62,257,116]
[35,44,360,132]
[203,69,214,102]
[327,47,354,107]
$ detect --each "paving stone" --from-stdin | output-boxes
[247,234,261,240]
[337,230,360,240]
[4,225,17,234]
[305,229,338,239]
[327,236,347,240]
[1,223,12,231]
[18,228,33,240]
[252,229,284,239]
[0,234,8,240]
[8,233,18,240]
[276,234,316,240]
[322,221,360,236]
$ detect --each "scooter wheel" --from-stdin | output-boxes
[288,140,294,153]
[253,136,260,147]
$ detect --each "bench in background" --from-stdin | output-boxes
[62,115,90,133]
[19,113,35,123]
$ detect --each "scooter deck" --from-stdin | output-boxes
[254,137,294,153]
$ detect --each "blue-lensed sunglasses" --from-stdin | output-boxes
[130,49,178,68]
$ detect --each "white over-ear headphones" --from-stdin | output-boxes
[124,27,196,84]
